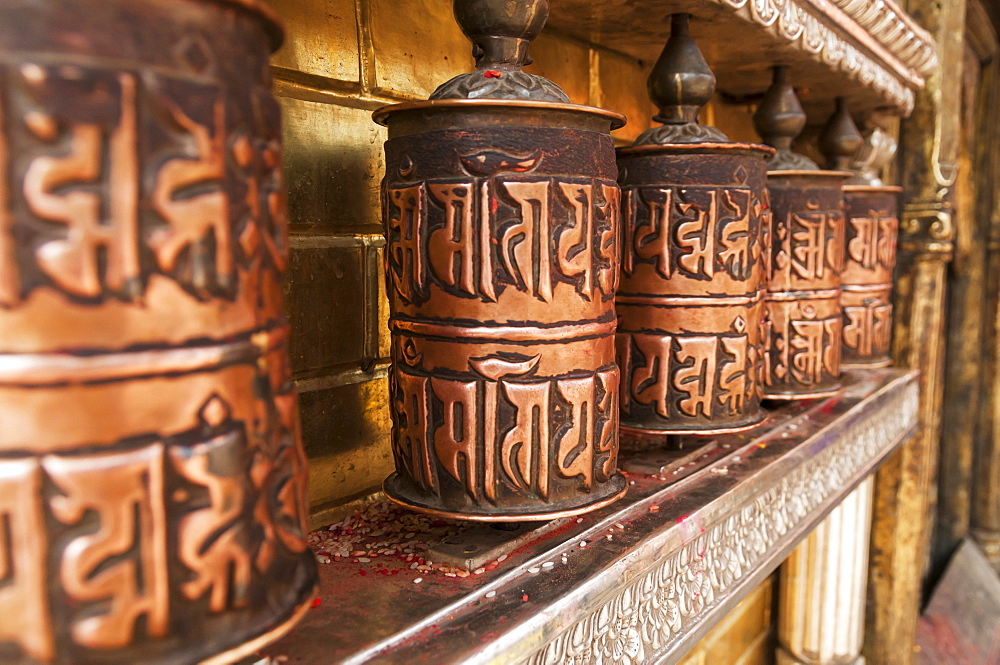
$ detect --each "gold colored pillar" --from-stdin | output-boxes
[865,0,965,660]
[777,478,874,665]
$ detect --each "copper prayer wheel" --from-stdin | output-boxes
[0,2,317,663]
[374,0,628,521]
[616,15,773,435]
[755,69,850,399]
[819,99,901,369]
[841,185,901,368]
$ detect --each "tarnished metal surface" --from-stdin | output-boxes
[0,1,316,663]
[262,369,918,665]
[763,172,849,399]
[841,186,901,369]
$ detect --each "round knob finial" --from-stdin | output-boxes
[753,66,817,170]
[819,97,863,171]
[634,14,728,145]
[430,0,569,102]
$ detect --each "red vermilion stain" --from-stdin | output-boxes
[484,70,502,78]
[311,598,323,608]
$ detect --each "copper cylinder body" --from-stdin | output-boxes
[0,2,317,663]
[615,143,773,434]
[375,101,628,521]
[763,172,850,399]
[841,186,901,368]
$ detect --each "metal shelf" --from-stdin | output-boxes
[544,0,935,118]
[263,369,918,665]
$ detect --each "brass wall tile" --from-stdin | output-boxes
[525,32,592,105]
[269,0,361,83]
[376,246,391,359]
[280,97,386,231]
[285,246,366,376]
[298,378,393,512]
[595,50,656,143]
[367,0,475,99]
[704,100,761,144]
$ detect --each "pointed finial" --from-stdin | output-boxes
[430,0,570,102]
[635,14,728,145]
[819,97,863,171]
[753,66,817,170]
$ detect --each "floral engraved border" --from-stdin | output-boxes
[705,0,935,114]
[521,381,918,665]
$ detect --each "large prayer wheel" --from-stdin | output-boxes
[0,2,316,663]
[375,0,628,520]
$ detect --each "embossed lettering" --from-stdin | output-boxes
[45,445,169,649]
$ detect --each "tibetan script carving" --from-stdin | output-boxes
[392,358,619,506]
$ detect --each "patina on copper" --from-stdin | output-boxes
[616,14,774,436]
[755,68,850,399]
[819,100,901,369]
[374,0,628,521]
[0,1,316,664]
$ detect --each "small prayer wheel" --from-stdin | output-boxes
[755,68,851,399]
[0,2,316,663]
[616,15,774,435]
[374,0,628,520]
[820,101,901,369]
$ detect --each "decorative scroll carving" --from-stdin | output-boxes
[521,380,919,665]
[706,0,936,113]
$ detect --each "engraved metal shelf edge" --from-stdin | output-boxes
[275,369,916,665]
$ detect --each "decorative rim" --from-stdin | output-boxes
[843,185,904,193]
[763,385,844,401]
[210,0,284,51]
[618,142,775,158]
[766,169,854,178]
[842,359,894,369]
[620,413,767,437]
[382,473,629,522]
[196,587,317,665]
[373,99,627,130]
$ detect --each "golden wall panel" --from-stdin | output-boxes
[281,97,386,232]
[298,379,393,514]
[678,576,775,665]
[705,100,761,145]
[376,246,391,359]
[595,50,657,143]
[285,246,366,376]
[367,0,475,98]
[524,32,592,105]
[269,0,361,83]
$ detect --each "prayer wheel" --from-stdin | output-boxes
[755,68,850,399]
[374,0,628,520]
[818,99,901,369]
[616,15,773,435]
[0,1,317,664]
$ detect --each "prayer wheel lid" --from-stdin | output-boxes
[374,0,625,129]
[753,66,821,171]
[214,0,284,51]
